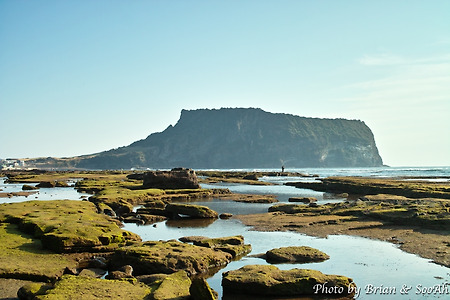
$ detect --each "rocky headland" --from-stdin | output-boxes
[20,108,384,169]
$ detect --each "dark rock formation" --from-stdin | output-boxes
[288,197,317,203]
[23,108,384,169]
[22,185,39,191]
[143,168,200,189]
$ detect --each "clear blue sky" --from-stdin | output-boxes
[1,0,449,167]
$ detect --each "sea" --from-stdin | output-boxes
[1,166,449,299]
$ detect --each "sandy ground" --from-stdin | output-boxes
[236,212,450,267]
[0,279,39,300]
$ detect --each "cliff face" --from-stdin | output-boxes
[69,108,382,169]
[25,108,384,169]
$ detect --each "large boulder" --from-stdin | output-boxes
[222,265,356,297]
[143,168,200,189]
[111,240,232,276]
[265,246,329,263]
[165,203,218,219]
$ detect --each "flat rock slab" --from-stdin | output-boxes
[265,246,330,263]
[20,275,152,299]
[288,197,317,203]
[0,200,140,253]
[0,223,78,281]
[222,264,356,297]
[112,240,232,276]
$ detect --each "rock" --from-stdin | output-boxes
[36,181,56,188]
[136,207,171,218]
[55,181,69,187]
[136,273,168,285]
[22,185,39,191]
[152,270,191,300]
[179,236,208,243]
[78,268,107,278]
[111,240,232,276]
[97,202,116,217]
[105,270,132,280]
[265,246,330,263]
[143,200,166,208]
[288,197,317,203]
[29,275,152,298]
[139,214,167,224]
[193,235,252,258]
[189,277,218,300]
[222,265,356,297]
[63,266,78,275]
[118,264,133,276]
[17,282,52,300]
[165,203,218,219]
[0,200,141,253]
[268,203,303,214]
[143,168,200,189]
[219,213,233,219]
[243,174,258,180]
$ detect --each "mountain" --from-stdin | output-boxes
[24,108,383,169]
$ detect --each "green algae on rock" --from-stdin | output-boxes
[0,200,140,253]
[222,264,355,297]
[268,195,450,230]
[111,240,232,276]
[152,270,191,300]
[265,246,330,263]
[165,203,219,219]
[0,223,78,281]
[31,275,152,300]
[191,235,252,259]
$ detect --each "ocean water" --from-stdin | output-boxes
[1,167,449,299]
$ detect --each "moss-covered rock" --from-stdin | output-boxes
[0,200,140,253]
[192,235,252,258]
[0,223,78,281]
[33,275,152,299]
[17,282,52,299]
[222,265,355,297]
[189,277,217,300]
[111,240,232,276]
[152,270,191,300]
[265,246,329,263]
[165,203,218,219]
[269,195,450,229]
[286,176,450,199]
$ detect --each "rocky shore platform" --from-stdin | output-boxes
[1,170,448,298]
[0,169,340,299]
[238,176,450,267]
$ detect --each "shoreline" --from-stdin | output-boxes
[236,213,449,268]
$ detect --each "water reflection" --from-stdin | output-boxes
[166,218,216,228]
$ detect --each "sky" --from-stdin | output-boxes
[1,0,449,167]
